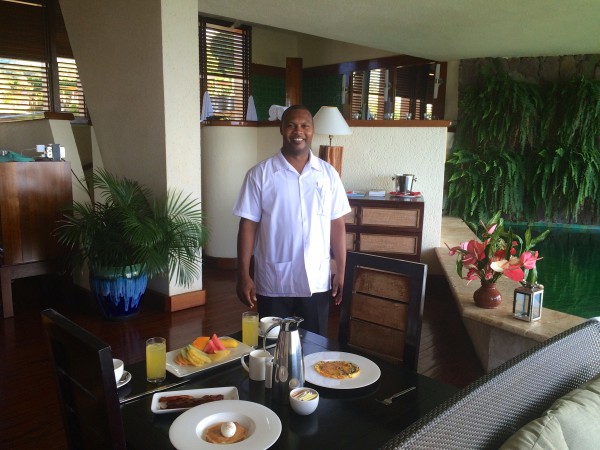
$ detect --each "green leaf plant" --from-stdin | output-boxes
[55,169,209,287]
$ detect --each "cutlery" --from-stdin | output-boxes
[377,386,416,405]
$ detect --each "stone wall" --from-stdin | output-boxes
[459,54,600,91]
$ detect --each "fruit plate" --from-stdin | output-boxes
[151,387,239,414]
[166,337,254,378]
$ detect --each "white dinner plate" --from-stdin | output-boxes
[169,400,282,450]
[304,351,381,389]
[151,387,239,414]
[166,337,254,378]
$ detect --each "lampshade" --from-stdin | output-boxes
[313,106,352,141]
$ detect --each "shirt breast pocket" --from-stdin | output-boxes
[315,185,332,216]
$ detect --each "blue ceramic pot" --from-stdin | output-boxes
[90,265,148,319]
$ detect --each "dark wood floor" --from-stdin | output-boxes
[0,267,483,449]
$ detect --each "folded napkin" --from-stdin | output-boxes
[268,105,287,121]
[201,91,214,121]
[246,95,258,121]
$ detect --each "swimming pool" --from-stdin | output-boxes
[508,224,600,319]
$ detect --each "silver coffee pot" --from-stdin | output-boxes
[263,316,305,404]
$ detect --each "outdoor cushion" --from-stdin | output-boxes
[500,374,600,450]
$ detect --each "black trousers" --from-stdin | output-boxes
[256,291,330,337]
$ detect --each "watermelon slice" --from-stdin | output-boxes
[203,340,216,354]
[211,334,226,351]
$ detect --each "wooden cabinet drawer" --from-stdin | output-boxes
[358,233,418,255]
[348,319,404,361]
[361,207,420,228]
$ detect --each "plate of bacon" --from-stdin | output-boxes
[151,387,239,414]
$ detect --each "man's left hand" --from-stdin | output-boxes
[331,273,344,305]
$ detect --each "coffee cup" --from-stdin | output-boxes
[260,316,281,338]
[241,349,272,381]
[113,358,124,384]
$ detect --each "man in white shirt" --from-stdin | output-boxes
[233,105,351,336]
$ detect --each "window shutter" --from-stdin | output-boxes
[0,58,49,116]
[367,68,385,120]
[0,0,86,118]
[0,1,46,61]
[58,57,86,117]
[350,71,364,118]
[200,18,250,121]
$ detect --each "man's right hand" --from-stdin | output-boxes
[236,274,257,308]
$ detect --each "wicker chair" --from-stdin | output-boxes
[380,318,600,450]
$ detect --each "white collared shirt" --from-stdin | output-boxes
[233,150,351,297]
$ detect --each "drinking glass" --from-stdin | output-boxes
[242,311,259,347]
[146,337,166,383]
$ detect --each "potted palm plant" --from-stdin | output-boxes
[55,169,208,319]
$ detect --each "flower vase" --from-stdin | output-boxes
[473,282,502,309]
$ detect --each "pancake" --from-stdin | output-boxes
[204,421,247,444]
[314,360,360,379]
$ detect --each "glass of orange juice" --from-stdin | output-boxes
[242,311,259,347]
[146,337,166,383]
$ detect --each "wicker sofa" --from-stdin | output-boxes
[380,318,600,450]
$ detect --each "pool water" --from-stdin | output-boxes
[509,225,600,318]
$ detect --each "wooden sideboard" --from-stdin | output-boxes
[345,195,424,262]
[0,161,73,318]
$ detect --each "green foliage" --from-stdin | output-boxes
[448,68,600,223]
[531,146,600,222]
[445,147,526,221]
[55,169,209,287]
[457,73,544,153]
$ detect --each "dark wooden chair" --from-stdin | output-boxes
[41,308,126,449]
[338,251,427,371]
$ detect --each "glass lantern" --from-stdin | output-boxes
[513,283,544,321]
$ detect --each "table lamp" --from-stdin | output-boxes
[313,106,352,176]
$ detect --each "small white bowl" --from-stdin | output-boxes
[113,358,124,384]
[289,387,319,415]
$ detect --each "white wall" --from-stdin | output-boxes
[59,0,203,295]
[202,124,447,273]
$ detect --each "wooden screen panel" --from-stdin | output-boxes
[359,234,418,255]
[353,266,411,302]
[361,207,420,227]
[348,318,404,362]
[350,292,408,329]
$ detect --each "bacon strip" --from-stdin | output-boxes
[158,394,224,409]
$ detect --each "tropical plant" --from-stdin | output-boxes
[456,71,544,153]
[445,147,526,220]
[531,146,600,222]
[448,65,600,224]
[447,211,549,285]
[551,77,600,149]
[55,169,208,287]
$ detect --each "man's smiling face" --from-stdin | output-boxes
[280,108,314,157]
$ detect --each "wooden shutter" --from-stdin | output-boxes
[200,17,251,121]
[367,68,385,120]
[350,71,364,119]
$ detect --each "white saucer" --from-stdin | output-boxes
[117,371,132,388]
